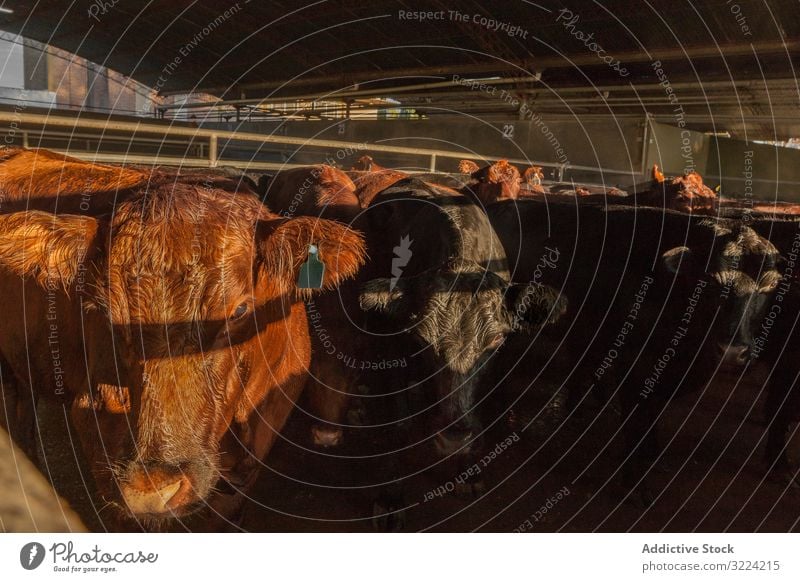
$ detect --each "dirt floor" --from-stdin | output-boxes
[36,332,800,533]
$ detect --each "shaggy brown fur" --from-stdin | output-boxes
[264,165,360,222]
[0,147,146,198]
[458,160,480,174]
[351,155,387,172]
[518,166,546,195]
[264,166,386,447]
[347,169,408,207]
[0,147,148,214]
[468,160,522,205]
[0,147,365,531]
[669,171,717,212]
[522,166,544,185]
[636,170,717,213]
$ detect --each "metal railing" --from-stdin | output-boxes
[0,110,638,181]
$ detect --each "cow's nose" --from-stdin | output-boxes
[311,423,343,447]
[119,465,192,516]
[435,429,473,456]
[717,343,750,366]
[434,422,480,457]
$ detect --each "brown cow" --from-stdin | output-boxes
[341,155,411,207]
[622,166,717,213]
[668,171,717,212]
[0,148,365,530]
[348,170,409,208]
[261,164,360,222]
[264,164,392,446]
[522,165,544,184]
[272,164,567,459]
[351,154,387,172]
[463,160,522,205]
[457,160,480,174]
[519,166,546,195]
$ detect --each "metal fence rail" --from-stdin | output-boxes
[0,110,637,180]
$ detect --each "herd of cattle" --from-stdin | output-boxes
[1,146,800,531]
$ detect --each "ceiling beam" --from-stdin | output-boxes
[175,39,800,97]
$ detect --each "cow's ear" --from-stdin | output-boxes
[505,282,567,331]
[359,277,409,318]
[0,211,97,291]
[258,216,366,294]
[662,246,693,274]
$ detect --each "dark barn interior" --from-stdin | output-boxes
[0,0,799,533]
[3,0,799,137]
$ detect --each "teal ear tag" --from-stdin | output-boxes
[298,244,325,289]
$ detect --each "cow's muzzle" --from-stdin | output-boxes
[716,342,750,367]
[311,424,343,447]
[434,421,481,457]
[119,463,200,518]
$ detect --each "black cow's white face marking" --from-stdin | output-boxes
[662,222,783,365]
[360,259,566,455]
[360,260,564,373]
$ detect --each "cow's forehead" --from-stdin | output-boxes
[714,226,778,262]
[691,224,780,288]
[96,186,260,323]
[703,225,782,292]
[111,185,256,264]
[735,226,778,254]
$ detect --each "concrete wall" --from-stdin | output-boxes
[644,120,711,177]
[708,137,800,202]
[645,119,800,201]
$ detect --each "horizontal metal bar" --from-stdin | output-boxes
[48,151,311,172]
[0,110,638,176]
[45,151,466,175]
[7,128,201,148]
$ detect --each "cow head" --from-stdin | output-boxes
[458,160,481,174]
[469,160,522,205]
[662,221,782,368]
[351,155,386,172]
[522,166,544,186]
[0,183,365,528]
[360,258,565,455]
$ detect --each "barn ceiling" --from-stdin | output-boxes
[0,0,798,139]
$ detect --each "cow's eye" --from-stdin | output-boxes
[229,302,249,321]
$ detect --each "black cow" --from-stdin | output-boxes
[359,179,565,458]
[762,281,800,486]
[261,170,564,456]
[488,199,784,502]
[739,216,800,485]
